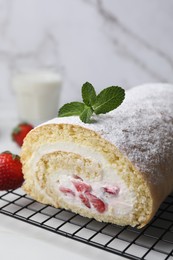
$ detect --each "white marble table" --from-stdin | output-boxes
[0,214,125,260]
[1,0,173,110]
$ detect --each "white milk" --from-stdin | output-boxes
[13,70,62,125]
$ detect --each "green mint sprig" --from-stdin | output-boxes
[58,82,125,123]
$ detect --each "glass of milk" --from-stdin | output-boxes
[13,70,62,125]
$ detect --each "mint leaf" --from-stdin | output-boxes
[58,102,85,117]
[82,82,97,106]
[93,86,125,115]
[58,83,125,123]
[80,106,93,123]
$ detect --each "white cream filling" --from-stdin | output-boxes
[30,142,136,217]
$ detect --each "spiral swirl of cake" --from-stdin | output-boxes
[21,83,173,228]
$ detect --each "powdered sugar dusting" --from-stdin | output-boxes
[42,83,173,186]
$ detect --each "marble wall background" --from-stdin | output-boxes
[0,0,173,114]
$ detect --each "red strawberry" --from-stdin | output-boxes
[72,180,91,193]
[72,174,83,181]
[12,122,33,147]
[85,192,106,213]
[79,194,91,208]
[0,151,24,190]
[103,186,119,195]
[59,186,75,196]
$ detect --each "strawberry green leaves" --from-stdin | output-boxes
[58,82,125,123]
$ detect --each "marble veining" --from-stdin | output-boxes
[95,0,173,81]
[0,0,173,112]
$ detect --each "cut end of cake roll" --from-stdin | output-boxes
[21,84,173,228]
[21,122,153,228]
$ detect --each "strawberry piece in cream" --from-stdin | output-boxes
[85,192,106,213]
[59,186,75,196]
[72,180,91,193]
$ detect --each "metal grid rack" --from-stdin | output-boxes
[0,189,172,260]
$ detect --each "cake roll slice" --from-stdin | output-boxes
[21,83,173,228]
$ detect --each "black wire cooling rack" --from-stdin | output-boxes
[0,189,172,260]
